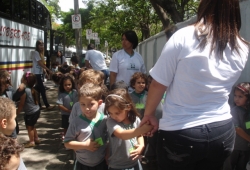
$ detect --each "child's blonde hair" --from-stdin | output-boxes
[79,83,103,101]
[78,69,104,87]
[0,97,15,120]
[105,88,140,123]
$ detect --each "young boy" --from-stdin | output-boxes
[0,133,24,170]
[0,97,27,170]
[129,72,148,119]
[68,69,106,124]
[64,83,108,170]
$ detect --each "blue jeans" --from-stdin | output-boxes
[35,74,50,108]
[101,69,110,85]
[157,119,235,170]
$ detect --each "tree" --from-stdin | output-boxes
[39,0,61,22]
[149,0,199,28]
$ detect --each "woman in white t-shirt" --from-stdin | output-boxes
[32,40,54,110]
[109,31,146,88]
[140,0,249,170]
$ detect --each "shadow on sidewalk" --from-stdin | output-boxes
[16,81,74,170]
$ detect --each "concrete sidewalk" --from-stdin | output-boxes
[16,81,74,170]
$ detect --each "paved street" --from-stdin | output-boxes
[16,81,74,170]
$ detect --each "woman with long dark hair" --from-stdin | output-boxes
[32,40,54,109]
[140,0,249,169]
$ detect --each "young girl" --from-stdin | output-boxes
[16,72,41,148]
[105,88,152,170]
[223,82,250,170]
[56,74,78,140]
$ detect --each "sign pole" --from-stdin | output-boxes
[74,0,82,65]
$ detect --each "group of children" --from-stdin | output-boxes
[51,66,158,170]
[1,63,250,170]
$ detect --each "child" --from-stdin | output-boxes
[105,88,153,170]
[56,74,78,140]
[16,72,41,148]
[0,70,20,138]
[223,82,250,170]
[51,62,58,74]
[0,133,24,170]
[69,69,106,124]
[110,80,128,91]
[64,83,108,170]
[129,72,148,119]
[51,72,63,88]
[0,97,27,169]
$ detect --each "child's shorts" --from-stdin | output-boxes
[24,110,40,126]
[75,159,108,170]
[61,115,70,129]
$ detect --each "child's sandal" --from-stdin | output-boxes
[24,143,35,148]
[34,139,41,144]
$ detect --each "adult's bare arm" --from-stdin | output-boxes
[37,60,51,74]
[85,60,92,69]
[109,71,117,88]
[140,79,167,136]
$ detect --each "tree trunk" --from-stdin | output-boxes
[149,0,170,29]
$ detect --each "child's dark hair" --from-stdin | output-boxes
[51,72,63,85]
[130,72,148,88]
[0,70,12,94]
[0,97,15,120]
[235,82,250,109]
[71,55,79,64]
[22,72,38,105]
[58,65,71,74]
[0,133,24,170]
[105,88,140,123]
[79,83,103,101]
[110,80,128,91]
[59,74,76,93]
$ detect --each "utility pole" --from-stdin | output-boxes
[74,0,82,61]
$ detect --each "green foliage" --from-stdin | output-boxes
[39,0,61,22]
[56,0,199,50]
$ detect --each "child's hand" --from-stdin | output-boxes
[84,138,100,152]
[140,121,153,134]
[130,144,144,160]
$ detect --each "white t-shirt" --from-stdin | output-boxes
[85,50,108,70]
[56,56,66,65]
[31,51,43,74]
[150,25,249,131]
[109,49,146,85]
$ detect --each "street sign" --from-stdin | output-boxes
[105,40,108,47]
[86,29,92,39]
[92,32,98,40]
[95,38,100,45]
[72,14,82,29]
